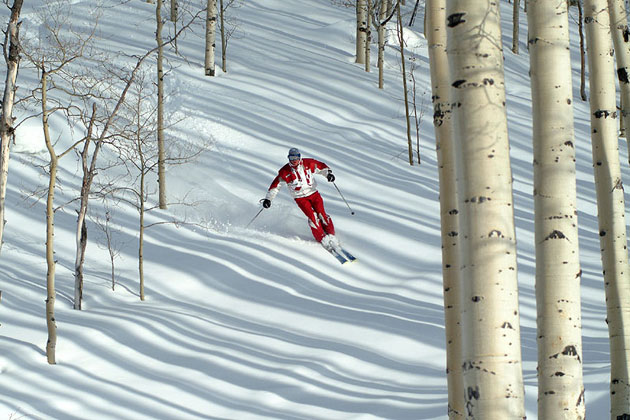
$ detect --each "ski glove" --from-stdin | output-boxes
[327,172,335,182]
[262,199,271,208]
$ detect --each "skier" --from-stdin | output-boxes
[262,148,340,251]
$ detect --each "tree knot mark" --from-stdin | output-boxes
[467,386,480,400]
[544,230,568,241]
[594,109,613,118]
[452,79,466,88]
[447,13,466,28]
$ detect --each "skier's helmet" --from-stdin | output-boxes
[288,148,302,167]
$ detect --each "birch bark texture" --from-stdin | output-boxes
[42,72,58,364]
[578,0,588,101]
[220,0,226,72]
[608,0,630,144]
[170,0,177,22]
[156,0,167,209]
[0,0,24,255]
[445,1,525,418]
[205,0,218,76]
[426,0,463,417]
[511,0,520,54]
[74,105,98,311]
[365,0,372,72]
[527,1,585,417]
[356,0,368,64]
[378,0,387,88]
[396,3,413,166]
[583,1,630,416]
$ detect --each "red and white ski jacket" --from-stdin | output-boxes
[265,158,331,201]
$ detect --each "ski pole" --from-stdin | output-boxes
[332,182,355,215]
[246,207,265,228]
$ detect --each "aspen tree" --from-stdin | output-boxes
[608,0,630,147]
[527,0,585,417]
[396,3,413,166]
[41,71,58,364]
[511,0,520,54]
[365,0,372,72]
[170,0,177,22]
[74,105,98,310]
[112,68,206,301]
[220,0,226,72]
[584,1,630,416]
[0,0,24,255]
[20,0,101,363]
[376,0,397,88]
[39,68,91,363]
[171,0,178,52]
[110,70,158,301]
[73,47,160,309]
[377,0,387,88]
[445,1,525,417]
[204,0,218,76]
[356,0,367,64]
[578,0,587,101]
[426,0,463,417]
[156,0,167,209]
[155,3,205,210]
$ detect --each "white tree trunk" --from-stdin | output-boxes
[426,0,463,417]
[45,154,58,365]
[139,168,146,301]
[608,0,630,144]
[365,0,371,72]
[446,1,525,417]
[41,72,58,365]
[156,0,167,209]
[527,1,585,417]
[512,0,520,54]
[74,105,97,311]
[170,0,177,22]
[0,0,23,255]
[578,0,588,101]
[584,1,630,417]
[356,0,367,64]
[396,4,413,166]
[220,0,227,72]
[378,0,387,88]
[204,0,218,76]
[74,203,87,309]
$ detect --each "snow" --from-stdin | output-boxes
[0,0,617,418]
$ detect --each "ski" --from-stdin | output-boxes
[321,235,356,264]
[327,247,349,264]
[340,248,356,262]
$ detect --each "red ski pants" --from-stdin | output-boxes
[294,192,335,242]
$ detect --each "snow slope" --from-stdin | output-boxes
[0,0,616,418]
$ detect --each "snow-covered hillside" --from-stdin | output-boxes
[0,1,616,418]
